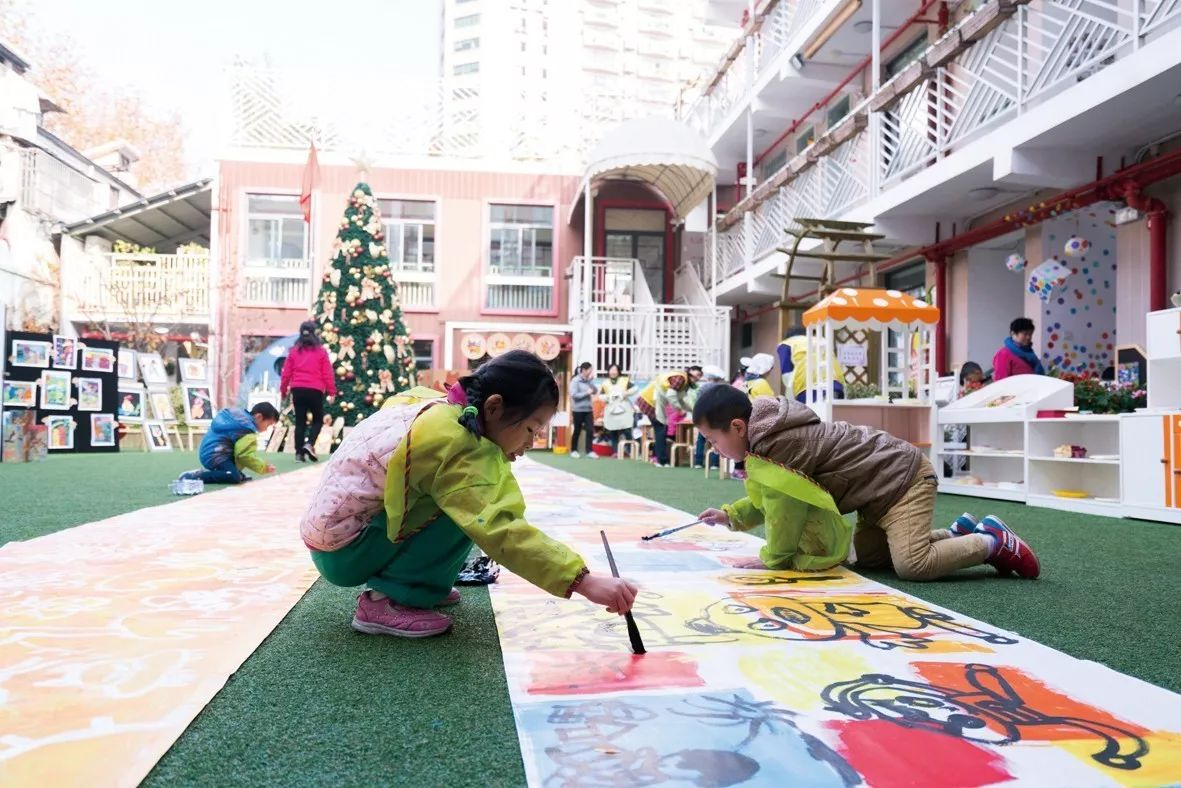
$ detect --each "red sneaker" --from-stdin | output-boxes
[351,591,453,637]
[977,516,1040,579]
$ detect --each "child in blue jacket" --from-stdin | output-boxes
[181,402,280,484]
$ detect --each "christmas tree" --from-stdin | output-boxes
[311,183,418,437]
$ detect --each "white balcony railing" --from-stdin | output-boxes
[711,0,1181,283]
[680,0,830,139]
[67,253,211,323]
[485,268,554,312]
[568,255,730,378]
[240,258,313,308]
[392,269,436,310]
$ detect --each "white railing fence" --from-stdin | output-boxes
[240,257,313,308]
[714,0,1181,282]
[568,255,729,379]
[68,253,211,322]
[391,270,436,310]
[680,0,833,138]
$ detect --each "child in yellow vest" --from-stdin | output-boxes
[636,366,703,467]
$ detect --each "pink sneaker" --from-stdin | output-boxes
[351,591,453,638]
[437,587,461,607]
[731,469,748,481]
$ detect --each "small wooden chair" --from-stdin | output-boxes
[616,435,640,459]
[705,447,732,480]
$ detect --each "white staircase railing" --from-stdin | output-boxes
[568,256,730,379]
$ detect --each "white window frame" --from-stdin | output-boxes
[487,203,555,278]
[378,198,437,275]
[241,191,313,308]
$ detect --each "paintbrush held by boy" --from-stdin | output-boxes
[691,385,1040,581]
[300,350,638,638]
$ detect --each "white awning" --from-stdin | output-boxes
[580,117,718,220]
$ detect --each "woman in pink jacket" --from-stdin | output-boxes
[281,320,337,461]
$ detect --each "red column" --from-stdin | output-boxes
[932,256,948,375]
[1148,204,1168,312]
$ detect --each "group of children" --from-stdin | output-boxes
[283,348,1039,640]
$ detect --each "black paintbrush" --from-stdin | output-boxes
[641,519,702,541]
[599,530,646,655]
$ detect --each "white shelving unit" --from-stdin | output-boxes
[1027,415,1122,516]
[1147,307,1181,410]
[936,374,1074,502]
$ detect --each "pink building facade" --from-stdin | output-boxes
[213,156,680,402]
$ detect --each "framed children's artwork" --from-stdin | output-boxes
[117,386,145,422]
[148,388,176,421]
[76,377,103,412]
[182,384,214,424]
[11,339,51,368]
[179,358,207,382]
[52,335,77,369]
[145,420,172,452]
[40,370,72,410]
[45,414,75,450]
[138,352,168,385]
[2,379,37,408]
[79,347,116,374]
[90,413,116,447]
[117,348,137,380]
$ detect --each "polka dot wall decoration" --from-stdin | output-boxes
[1037,214,1117,374]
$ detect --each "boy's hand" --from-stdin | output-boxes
[264,464,277,474]
[730,556,767,569]
[699,508,730,527]
[576,574,639,615]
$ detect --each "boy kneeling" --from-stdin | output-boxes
[693,386,1039,580]
[181,402,280,485]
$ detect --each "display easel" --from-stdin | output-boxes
[801,288,939,452]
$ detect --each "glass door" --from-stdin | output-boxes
[604,231,666,302]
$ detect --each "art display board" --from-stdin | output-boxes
[492,459,1181,787]
[0,466,324,785]
[2,331,121,455]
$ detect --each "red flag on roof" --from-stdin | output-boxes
[299,142,319,223]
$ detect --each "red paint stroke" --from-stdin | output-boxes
[830,720,1012,787]
[639,540,707,552]
[588,500,667,512]
[527,651,704,695]
[915,663,1149,741]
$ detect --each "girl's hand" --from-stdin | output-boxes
[576,574,639,615]
[699,508,730,527]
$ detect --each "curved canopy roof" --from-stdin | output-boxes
[802,287,940,330]
[583,117,718,220]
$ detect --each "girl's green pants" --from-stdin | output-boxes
[311,512,472,608]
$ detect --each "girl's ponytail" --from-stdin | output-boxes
[457,375,485,438]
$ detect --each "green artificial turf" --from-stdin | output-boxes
[4,451,1179,786]
[0,451,307,546]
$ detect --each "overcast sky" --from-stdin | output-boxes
[33,0,441,174]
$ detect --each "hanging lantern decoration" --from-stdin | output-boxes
[1005,253,1026,272]
[1027,258,1072,302]
[1063,236,1090,257]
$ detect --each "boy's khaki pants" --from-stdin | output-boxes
[853,456,990,581]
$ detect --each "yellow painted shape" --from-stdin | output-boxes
[1055,731,1181,787]
[739,649,873,712]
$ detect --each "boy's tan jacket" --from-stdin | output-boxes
[747,397,921,525]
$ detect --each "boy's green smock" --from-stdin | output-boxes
[233,433,269,474]
[721,454,852,571]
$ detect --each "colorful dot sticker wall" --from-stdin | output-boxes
[1040,211,1117,375]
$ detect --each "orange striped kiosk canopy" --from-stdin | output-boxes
[802,287,940,330]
